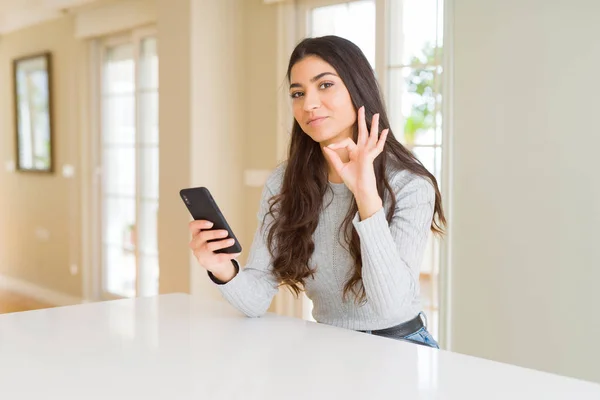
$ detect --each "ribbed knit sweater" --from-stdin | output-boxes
[211,164,435,331]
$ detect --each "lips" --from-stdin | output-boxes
[307,116,328,125]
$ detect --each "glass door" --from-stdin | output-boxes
[99,30,159,299]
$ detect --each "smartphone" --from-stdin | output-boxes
[180,187,242,254]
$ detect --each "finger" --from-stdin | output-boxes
[189,234,206,250]
[326,137,357,155]
[189,229,228,250]
[206,238,236,252]
[322,146,345,175]
[357,106,368,146]
[368,113,380,148]
[199,229,229,243]
[189,220,213,235]
[375,129,389,155]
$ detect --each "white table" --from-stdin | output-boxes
[0,293,598,399]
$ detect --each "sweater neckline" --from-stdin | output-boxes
[328,181,351,197]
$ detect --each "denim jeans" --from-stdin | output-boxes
[362,313,440,349]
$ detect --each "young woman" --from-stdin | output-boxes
[188,35,446,348]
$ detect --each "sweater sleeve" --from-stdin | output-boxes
[351,175,435,318]
[207,182,280,318]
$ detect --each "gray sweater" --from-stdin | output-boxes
[213,164,435,331]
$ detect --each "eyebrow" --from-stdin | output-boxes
[289,72,339,89]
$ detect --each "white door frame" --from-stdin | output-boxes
[82,26,158,302]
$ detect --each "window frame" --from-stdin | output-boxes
[274,0,454,348]
[89,26,160,301]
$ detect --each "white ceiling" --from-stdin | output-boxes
[0,0,102,35]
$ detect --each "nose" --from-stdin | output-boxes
[302,88,321,112]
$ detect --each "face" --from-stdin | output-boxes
[289,56,356,146]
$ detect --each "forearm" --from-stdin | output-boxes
[355,190,383,221]
[353,177,436,317]
[353,209,419,316]
[214,262,279,318]
[207,179,280,318]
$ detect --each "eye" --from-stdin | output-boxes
[319,82,334,89]
[290,91,304,99]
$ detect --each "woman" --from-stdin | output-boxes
[188,36,446,348]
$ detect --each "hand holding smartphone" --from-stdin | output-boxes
[180,187,242,254]
[182,187,242,283]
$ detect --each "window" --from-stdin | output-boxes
[297,0,376,322]
[308,1,376,68]
[387,0,444,339]
[99,31,159,299]
[295,0,445,338]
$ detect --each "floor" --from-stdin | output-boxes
[0,289,54,314]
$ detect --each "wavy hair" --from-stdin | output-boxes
[266,36,446,303]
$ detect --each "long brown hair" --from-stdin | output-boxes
[266,36,446,303]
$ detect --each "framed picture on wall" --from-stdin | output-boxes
[13,52,54,173]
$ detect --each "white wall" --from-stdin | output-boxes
[0,16,86,300]
[450,0,600,383]
[156,0,192,294]
[188,0,245,300]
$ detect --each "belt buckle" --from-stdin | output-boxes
[418,312,428,328]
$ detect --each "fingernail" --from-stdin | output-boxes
[206,222,214,228]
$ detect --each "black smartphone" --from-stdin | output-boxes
[180,187,242,254]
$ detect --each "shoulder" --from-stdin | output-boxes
[263,161,287,197]
[387,168,436,205]
[256,162,287,217]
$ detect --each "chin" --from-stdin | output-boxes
[304,127,337,144]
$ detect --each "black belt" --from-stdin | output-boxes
[360,314,424,338]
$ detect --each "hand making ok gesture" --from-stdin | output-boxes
[323,106,389,198]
